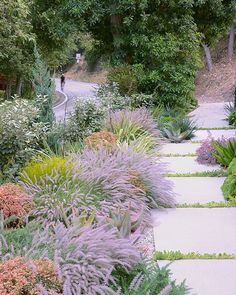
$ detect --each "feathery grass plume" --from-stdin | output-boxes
[51,222,140,294]
[105,108,160,151]
[76,146,174,209]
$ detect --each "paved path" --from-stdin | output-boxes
[153,103,236,294]
[53,78,98,122]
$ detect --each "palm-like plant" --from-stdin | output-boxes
[213,139,236,167]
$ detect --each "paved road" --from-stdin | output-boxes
[53,78,98,122]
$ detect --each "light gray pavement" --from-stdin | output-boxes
[162,156,220,174]
[152,208,236,254]
[159,143,201,155]
[193,129,236,142]
[169,177,226,204]
[158,260,236,295]
[190,103,229,128]
[54,78,98,122]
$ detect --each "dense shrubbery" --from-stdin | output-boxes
[0,98,47,180]
[65,98,105,142]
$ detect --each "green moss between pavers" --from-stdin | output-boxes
[197,127,235,130]
[165,170,227,177]
[153,250,236,261]
[176,200,236,208]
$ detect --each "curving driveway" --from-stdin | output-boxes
[53,78,98,122]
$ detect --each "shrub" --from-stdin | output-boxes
[107,64,139,95]
[196,136,232,165]
[0,257,62,294]
[49,223,140,294]
[84,130,118,150]
[0,183,32,226]
[0,98,47,180]
[228,158,236,175]
[65,98,105,142]
[213,139,236,167]
[221,175,236,200]
[98,83,131,111]
[161,115,197,143]
[21,156,70,185]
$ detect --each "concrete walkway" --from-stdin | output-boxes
[53,78,98,122]
[153,103,236,294]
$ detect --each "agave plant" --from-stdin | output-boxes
[161,116,197,143]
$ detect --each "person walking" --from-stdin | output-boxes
[60,74,65,91]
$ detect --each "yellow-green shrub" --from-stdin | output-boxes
[21,156,71,184]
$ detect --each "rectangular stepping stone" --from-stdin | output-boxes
[169,177,226,204]
[159,143,201,156]
[193,129,236,142]
[158,260,236,295]
[162,156,220,174]
[190,103,229,128]
[152,208,236,254]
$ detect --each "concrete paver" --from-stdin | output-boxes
[169,177,226,204]
[193,129,236,142]
[152,208,236,254]
[190,103,229,128]
[163,156,220,174]
[158,260,236,295]
[159,143,201,155]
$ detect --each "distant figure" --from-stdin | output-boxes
[60,74,65,91]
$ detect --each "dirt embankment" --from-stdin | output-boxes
[195,38,236,103]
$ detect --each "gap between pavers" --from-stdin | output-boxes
[159,143,201,156]
[157,260,236,295]
[162,156,220,174]
[152,208,236,254]
[193,129,236,142]
[169,177,226,204]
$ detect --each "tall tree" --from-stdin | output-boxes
[0,0,35,98]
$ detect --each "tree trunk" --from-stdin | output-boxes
[16,76,23,96]
[203,44,213,71]
[6,79,13,99]
[228,24,235,61]
[110,14,122,43]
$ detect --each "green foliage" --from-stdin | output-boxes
[20,156,70,184]
[153,250,236,261]
[221,175,236,200]
[32,48,55,126]
[108,64,140,95]
[114,260,189,294]
[0,98,47,180]
[228,158,236,175]
[65,99,105,142]
[1,222,40,255]
[213,140,236,167]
